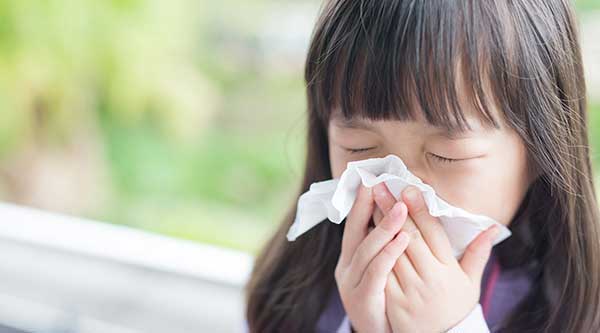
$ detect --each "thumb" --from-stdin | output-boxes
[460,224,501,283]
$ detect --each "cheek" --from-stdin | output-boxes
[432,142,530,226]
[438,171,528,226]
[328,145,349,178]
[329,143,362,178]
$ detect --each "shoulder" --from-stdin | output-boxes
[315,287,349,333]
[483,251,540,331]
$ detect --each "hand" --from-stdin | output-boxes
[371,183,500,333]
[335,184,411,333]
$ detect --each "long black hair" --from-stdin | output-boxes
[246,1,600,332]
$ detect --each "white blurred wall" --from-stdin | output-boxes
[0,203,253,333]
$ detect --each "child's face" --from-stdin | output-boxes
[327,109,534,227]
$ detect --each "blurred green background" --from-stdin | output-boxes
[0,1,598,254]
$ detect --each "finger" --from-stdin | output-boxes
[348,201,408,287]
[402,185,455,264]
[460,224,501,283]
[393,252,423,294]
[339,184,375,268]
[384,270,406,303]
[373,207,384,226]
[360,231,410,293]
[373,182,397,214]
[402,215,439,281]
[385,294,412,333]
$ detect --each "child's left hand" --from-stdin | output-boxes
[371,183,500,333]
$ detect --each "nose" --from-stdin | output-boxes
[402,161,430,185]
[388,149,431,185]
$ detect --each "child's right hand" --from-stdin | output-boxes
[335,184,411,333]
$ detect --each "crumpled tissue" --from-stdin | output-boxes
[286,154,511,258]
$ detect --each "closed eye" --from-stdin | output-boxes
[345,147,376,154]
[428,153,462,163]
[345,148,470,163]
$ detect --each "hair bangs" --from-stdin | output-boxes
[305,0,505,133]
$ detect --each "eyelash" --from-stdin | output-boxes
[345,148,461,164]
[346,147,375,154]
[429,153,459,163]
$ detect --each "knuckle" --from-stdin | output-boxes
[334,265,343,282]
[413,201,426,214]
[417,287,434,305]
[412,209,428,223]
[393,257,403,271]
[464,246,477,257]
[405,226,422,241]
[363,265,377,283]
[404,299,419,316]
[466,244,485,259]
[381,244,397,259]
[338,287,350,301]
[379,218,401,234]
[350,251,366,272]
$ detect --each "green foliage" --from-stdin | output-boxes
[0,0,309,253]
[0,1,599,254]
[577,0,600,11]
[588,104,600,166]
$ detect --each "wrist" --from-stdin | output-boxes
[445,303,489,333]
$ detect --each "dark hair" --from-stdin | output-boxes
[246,0,600,332]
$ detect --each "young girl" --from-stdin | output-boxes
[245,0,600,332]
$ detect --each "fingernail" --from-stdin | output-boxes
[404,186,419,202]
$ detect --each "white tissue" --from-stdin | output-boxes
[286,154,511,259]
